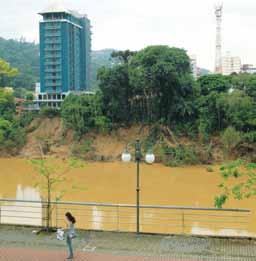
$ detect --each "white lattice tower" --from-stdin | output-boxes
[215,4,223,73]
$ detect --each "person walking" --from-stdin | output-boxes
[65,212,76,259]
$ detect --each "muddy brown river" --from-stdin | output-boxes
[0,158,255,237]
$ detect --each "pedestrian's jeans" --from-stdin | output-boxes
[66,235,73,257]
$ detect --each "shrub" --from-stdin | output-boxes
[206,166,214,172]
[0,118,26,153]
[71,140,95,158]
[162,144,199,167]
[221,126,241,155]
[40,107,60,118]
[198,120,210,143]
[61,93,105,139]
[18,112,36,128]
[95,116,111,133]
[242,131,256,143]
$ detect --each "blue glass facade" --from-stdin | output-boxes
[38,10,91,107]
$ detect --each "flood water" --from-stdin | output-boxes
[0,158,255,237]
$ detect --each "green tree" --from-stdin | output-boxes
[0,88,26,153]
[26,92,34,101]
[0,117,25,151]
[0,37,39,89]
[215,160,256,208]
[196,75,231,140]
[0,88,16,120]
[61,93,104,138]
[97,65,131,124]
[129,45,195,125]
[111,50,137,64]
[231,73,256,100]
[0,118,12,144]
[31,157,84,231]
[0,58,19,86]
[198,74,230,96]
[222,90,256,132]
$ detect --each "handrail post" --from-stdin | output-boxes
[182,211,185,234]
[116,205,120,232]
[55,200,58,228]
[42,200,47,228]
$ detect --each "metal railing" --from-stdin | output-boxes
[45,32,61,37]
[0,199,252,237]
[45,25,61,30]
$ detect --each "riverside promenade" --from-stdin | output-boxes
[0,226,256,260]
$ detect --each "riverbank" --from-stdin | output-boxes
[3,116,252,164]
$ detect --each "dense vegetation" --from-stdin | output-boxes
[0,89,26,154]
[61,46,256,164]
[0,37,39,90]
[0,43,255,163]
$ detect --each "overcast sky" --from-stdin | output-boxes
[0,0,256,70]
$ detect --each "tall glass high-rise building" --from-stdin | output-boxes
[36,2,91,108]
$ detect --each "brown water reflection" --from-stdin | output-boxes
[0,158,255,236]
[1,185,42,226]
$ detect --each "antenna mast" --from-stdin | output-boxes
[215,4,223,74]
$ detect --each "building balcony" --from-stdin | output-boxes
[44,39,61,44]
[44,47,62,51]
[45,32,61,37]
[45,83,62,87]
[44,54,61,59]
[45,68,62,73]
[45,73,61,79]
[44,24,61,30]
[44,61,61,66]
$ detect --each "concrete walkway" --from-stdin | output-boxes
[0,226,255,260]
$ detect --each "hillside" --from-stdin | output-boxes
[91,49,117,89]
[0,37,39,89]
[20,117,150,160]
[0,37,116,91]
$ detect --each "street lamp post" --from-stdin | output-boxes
[135,140,141,234]
[122,139,155,234]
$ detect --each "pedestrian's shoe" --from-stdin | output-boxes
[67,256,73,259]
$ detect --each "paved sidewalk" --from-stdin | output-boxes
[0,226,256,260]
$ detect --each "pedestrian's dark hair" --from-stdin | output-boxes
[65,212,76,224]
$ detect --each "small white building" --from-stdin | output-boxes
[222,52,241,75]
[241,64,256,74]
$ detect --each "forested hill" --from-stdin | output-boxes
[0,37,39,89]
[0,37,116,91]
[90,49,117,89]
